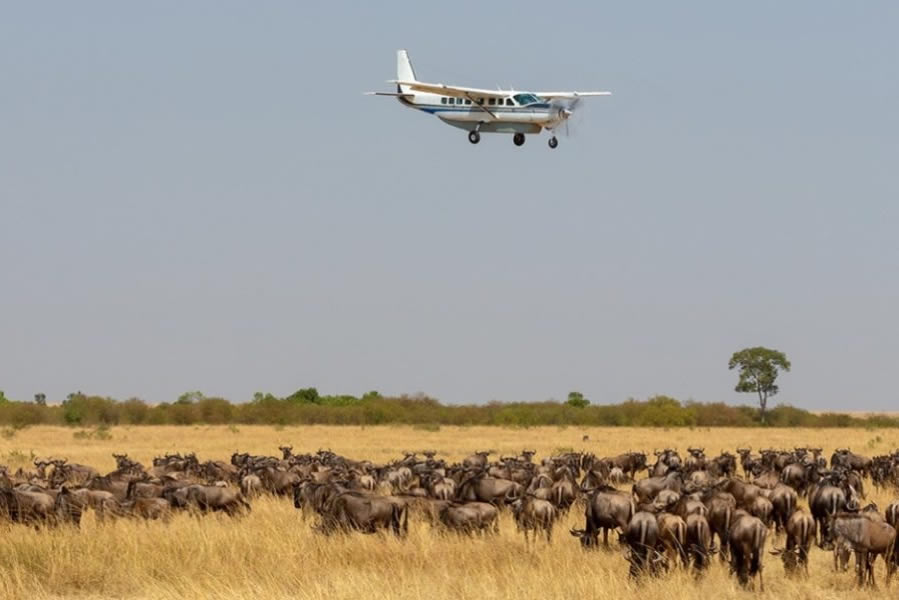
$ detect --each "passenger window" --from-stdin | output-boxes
[506,98,513,106]
[449,98,455,105]
[488,98,495,106]
[466,99,471,105]
[441,97,447,104]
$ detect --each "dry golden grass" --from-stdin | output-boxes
[1,425,898,599]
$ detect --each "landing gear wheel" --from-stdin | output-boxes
[513,133,526,146]
[468,131,480,144]
[548,136,558,149]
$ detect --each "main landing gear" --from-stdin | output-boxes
[466,131,557,148]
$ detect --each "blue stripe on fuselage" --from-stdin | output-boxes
[413,103,551,114]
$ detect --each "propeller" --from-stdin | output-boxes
[549,95,583,137]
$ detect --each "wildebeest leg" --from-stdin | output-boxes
[866,553,877,588]
[603,527,608,547]
[854,550,865,587]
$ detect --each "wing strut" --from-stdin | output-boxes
[464,92,497,120]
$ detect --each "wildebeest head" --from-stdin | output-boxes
[569,527,598,549]
[769,545,802,574]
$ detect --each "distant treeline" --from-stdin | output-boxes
[0,390,894,429]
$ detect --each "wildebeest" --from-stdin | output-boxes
[462,451,491,470]
[432,500,497,534]
[603,452,647,480]
[0,486,55,525]
[887,502,899,529]
[780,462,810,495]
[438,502,483,534]
[512,494,557,543]
[768,483,798,532]
[456,471,523,506]
[685,513,715,573]
[716,478,762,508]
[748,495,774,527]
[321,491,407,537]
[831,449,872,476]
[770,509,816,576]
[707,452,737,478]
[55,486,118,525]
[570,485,634,548]
[684,448,706,474]
[649,449,681,477]
[830,511,897,587]
[728,510,767,590]
[48,459,100,487]
[620,511,662,578]
[550,471,578,513]
[701,488,736,563]
[656,512,688,568]
[809,482,847,547]
[182,484,250,516]
[633,472,682,504]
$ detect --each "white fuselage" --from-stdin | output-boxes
[398,92,565,134]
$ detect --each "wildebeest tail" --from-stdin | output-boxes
[798,517,811,562]
[553,485,563,508]
[392,503,408,537]
[676,520,688,566]
[750,522,763,575]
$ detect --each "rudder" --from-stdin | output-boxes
[396,49,417,94]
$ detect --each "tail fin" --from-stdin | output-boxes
[396,49,417,93]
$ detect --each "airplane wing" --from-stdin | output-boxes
[537,91,612,99]
[389,80,509,99]
[364,91,414,98]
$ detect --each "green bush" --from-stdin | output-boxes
[0,391,893,428]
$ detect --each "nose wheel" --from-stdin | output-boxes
[468,131,480,144]
[548,136,559,149]
[513,133,526,146]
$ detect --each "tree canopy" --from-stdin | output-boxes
[566,391,590,408]
[728,346,791,424]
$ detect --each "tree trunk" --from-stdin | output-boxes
[758,392,767,425]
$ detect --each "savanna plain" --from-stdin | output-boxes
[2,425,898,600]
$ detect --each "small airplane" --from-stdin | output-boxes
[366,50,611,149]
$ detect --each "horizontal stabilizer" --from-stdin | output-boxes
[365,91,414,97]
[538,91,612,99]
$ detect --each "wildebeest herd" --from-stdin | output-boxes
[2,445,899,590]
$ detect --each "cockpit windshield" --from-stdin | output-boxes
[512,93,542,105]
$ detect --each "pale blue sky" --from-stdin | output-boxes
[1,2,897,409]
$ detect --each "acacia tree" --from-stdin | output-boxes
[728,347,791,424]
[567,391,589,408]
